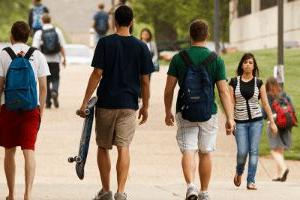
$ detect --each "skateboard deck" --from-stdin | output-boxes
[68,96,98,179]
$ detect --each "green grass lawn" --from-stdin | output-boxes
[221,48,300,160]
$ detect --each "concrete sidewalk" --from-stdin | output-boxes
[0,65,299,200]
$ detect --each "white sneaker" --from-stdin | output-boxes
[93,189,113,200]
[186,184,199,200]
[114,192,127,200]
[198,191,210,200]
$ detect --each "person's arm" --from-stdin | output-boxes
[164,75,177,126]
[32,31,41,49]
[260,85,278,135]
[56,28,67,66]
[216,80,235,135]
[139,74,150,125]
[152,41,159,63]
[38,76,47,118]
[60,47,66,67]
[229,85,235,106]
[78,68,103,118]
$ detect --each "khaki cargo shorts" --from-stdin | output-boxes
[95,108,136,149]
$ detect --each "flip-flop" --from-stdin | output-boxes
[280,168,289,182]
[272,177,281,181]
[234,174,242,187]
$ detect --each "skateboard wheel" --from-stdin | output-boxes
[75,156,82,163]
[68,157,74,163]
[84,109,90,115]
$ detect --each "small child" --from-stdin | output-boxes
[265,77,297,182]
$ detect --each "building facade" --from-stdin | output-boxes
[230,0,300,51]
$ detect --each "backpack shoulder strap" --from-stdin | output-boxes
[200,52,218,66]
[3,47,17,60]
[24,47,36,60]
[179,50,193,67]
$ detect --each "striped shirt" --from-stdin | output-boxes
[230,76,263,122]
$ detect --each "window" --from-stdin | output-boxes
[260,0,277,10]
[238,0,251,17]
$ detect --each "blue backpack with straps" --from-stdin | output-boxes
[3,47,38,111]
[179,50,217,122]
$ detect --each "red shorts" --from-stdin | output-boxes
[0,105,40,150]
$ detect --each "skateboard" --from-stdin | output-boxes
[68,96,98,180]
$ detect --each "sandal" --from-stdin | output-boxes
[247,183,257,190]
[280,168,289,182]
[272,177,281,182]
[233,174,242,187]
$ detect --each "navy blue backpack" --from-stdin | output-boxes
[3,47,38,111]
[179,50,217,122]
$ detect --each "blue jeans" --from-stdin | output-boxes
[235,120,263,184]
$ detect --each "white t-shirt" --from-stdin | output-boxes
[32,24,66,63]
[0,43,50,104]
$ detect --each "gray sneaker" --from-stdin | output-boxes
[198,192,210,200]
[93,189,113,200]
[186,185,199,200]
[114,192,127,200]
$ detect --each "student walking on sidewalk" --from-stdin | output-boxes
[28,0,49,35]
[265,77,297,182]
[229,53,277,190]
[164,19,235,200]
[32,13,66,109]
[77,5,154,200]
[0,21,50,200]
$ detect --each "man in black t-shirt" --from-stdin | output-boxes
[78,5,153,200]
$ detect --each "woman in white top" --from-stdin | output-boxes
[140,28,159,71]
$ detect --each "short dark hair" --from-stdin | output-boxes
[236,53,260,77]
[98,3,104,10]
[11,21,30,43]
[189,19,209,42]
[115,5,133,27]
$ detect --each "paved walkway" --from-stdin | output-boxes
[0,65,299,199]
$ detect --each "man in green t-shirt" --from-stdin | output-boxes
[164,19,235,200]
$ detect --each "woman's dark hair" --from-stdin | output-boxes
[140,28,152,42]
[236,53,260,77]
[11,21,30,43]
[114,5,133,27]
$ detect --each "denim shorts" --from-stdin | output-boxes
[176,113,218,153]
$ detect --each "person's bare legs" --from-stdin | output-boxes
[97,147,111,191]
[23,150,36,200]
[271,148,287,177]
[182,151,197,184]
[4,148,17,200]
[199,152,212,192]
[116,146,130,193]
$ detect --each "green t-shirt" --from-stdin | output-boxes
[167,46,226,114]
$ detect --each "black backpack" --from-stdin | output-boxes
[41,28,61,55]
[179,50,217,122]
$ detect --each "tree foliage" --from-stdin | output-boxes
[130,0,229,47]
[0,0,31,41]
